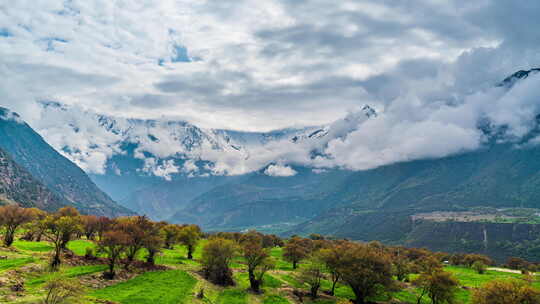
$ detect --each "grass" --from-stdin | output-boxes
[263,295,290,304]
[67,239,96,256]
[90,270,197,304]
[3,237,540,304]
[0,257,34,272]
[26,264,107,286]
[13,240,53,252]
[216,289,247,304]
[233,272,283,290]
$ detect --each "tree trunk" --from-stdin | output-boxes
[147,251,155,265]
[248,270,260,293]
[330,278,338,296]
[50,249,61,271]
[4,230,14,247]
[352,288,366,304]
[293,261,297,269]
[106,260,116,279]
[187,245,193,259]
[310,285,319,299]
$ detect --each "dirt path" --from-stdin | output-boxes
[487,267,538,275]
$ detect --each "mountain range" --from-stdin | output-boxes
[0,108,132,216]
[2,68,540,248]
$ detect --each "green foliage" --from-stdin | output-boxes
[90,270,197,304]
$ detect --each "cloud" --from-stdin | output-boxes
[264,164,297,177]
[2,0,540,178]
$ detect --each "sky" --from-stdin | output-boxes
[2,0,540,176]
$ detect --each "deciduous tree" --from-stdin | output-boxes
[201,238,237,286]
[178,225,201,260]
[0,205,34,246]
[283,237,312,269]
[81,215,99,240]
[42,215,82,270]
[98,230,130,279]
[338,243,394,304]
[413,270,459,304]
[319,242,348,295]
[161,224,182,249]
[299,255,325,299]
[242,234,274,293]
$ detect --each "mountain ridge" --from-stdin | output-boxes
[0,107,133,216]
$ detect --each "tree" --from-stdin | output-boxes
[242,234,274,293]
[472,261,487,274]
[81,215,99,240]
[413,270,459,304]
[463,254,492,267]
[42,275,84,304]
[201,238,237,285]
[55,207,81,249]
[472,279,540,304]
[178,225,201,260]
[0,205,34,246]
[20,208,47,242]
[161,224,182,249]
[299,256,325,299]
[506,257,530,271]
[393,253,413,282]
[116,216,153,269]
[283,237,312,269]
[97,230,130,279]
[319,242,347,295]
[142,222,164,265]
[42,215,83,270]
[338,243,394,304]
[96,216,113,240]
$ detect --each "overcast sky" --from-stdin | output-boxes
[2,1,540,176]
[2,0,539,132]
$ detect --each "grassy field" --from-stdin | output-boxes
[90,270,197,304]
[0,237,539,303]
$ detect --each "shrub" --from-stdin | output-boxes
[472,279,540,304]
[42,276,83,304]
[472,261,487,274]
[201,238,237,286]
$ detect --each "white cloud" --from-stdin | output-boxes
[2,0,540,179]
[264,164,297,177]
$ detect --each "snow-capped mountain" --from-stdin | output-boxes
[36,101,378,182]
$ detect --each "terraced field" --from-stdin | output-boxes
[0,237,538,303]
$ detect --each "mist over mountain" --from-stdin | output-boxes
[8,68,537,232]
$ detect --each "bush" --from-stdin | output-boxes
[472,279,540,304]
[472,261,487,274]
[42,276,84,304]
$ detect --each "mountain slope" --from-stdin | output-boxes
[290,143,540,241]
[0,147,63,210]
[0,108,132,216]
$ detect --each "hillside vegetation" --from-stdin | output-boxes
[0,205,539,303]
